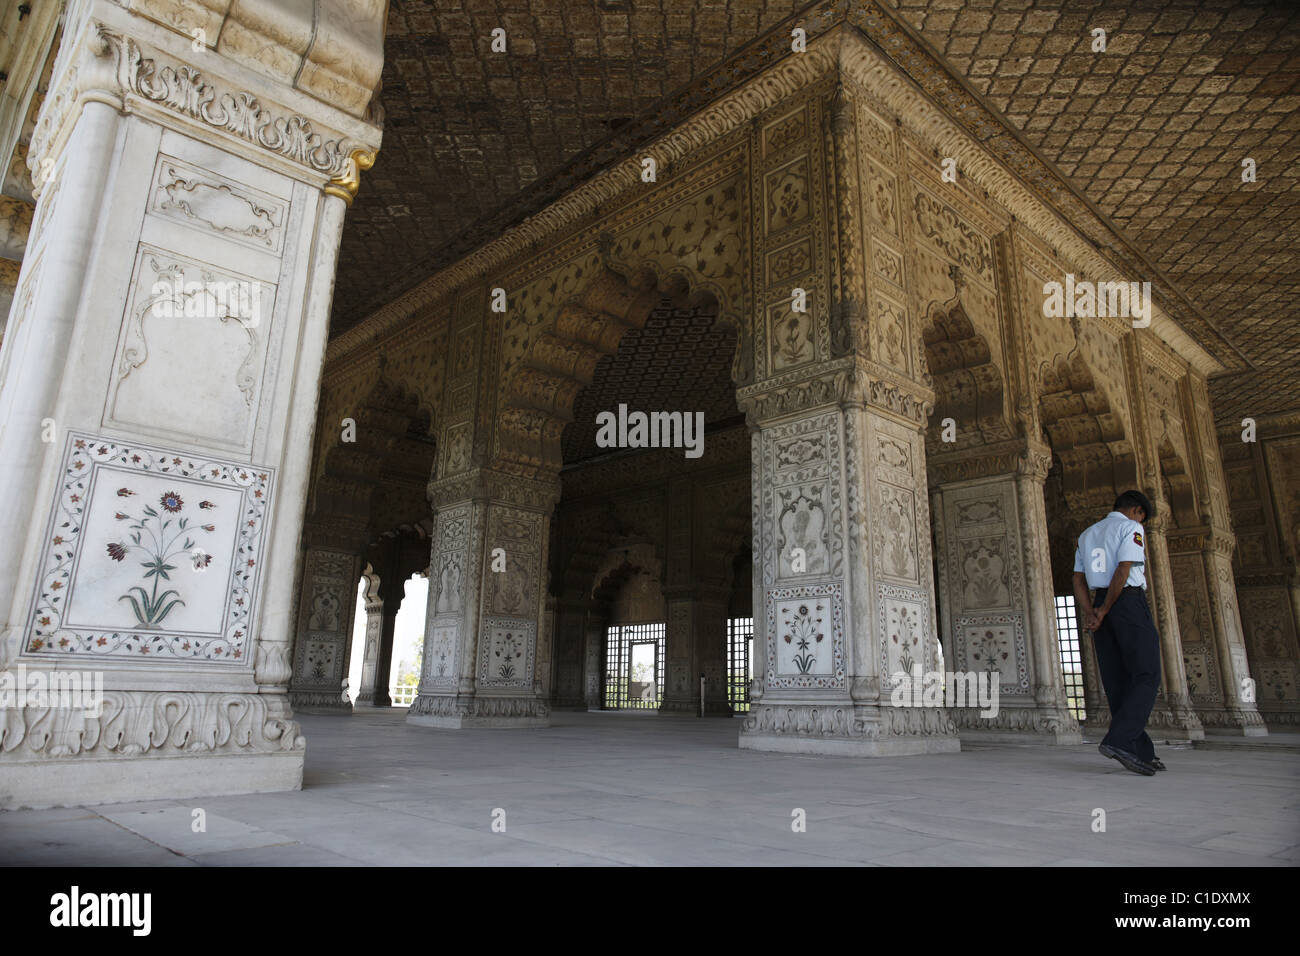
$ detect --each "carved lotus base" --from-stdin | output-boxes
[290,690,354,715]
[739,701,961,756]
[1260,709,1300,729]
[1195,706,1269,736]
[0,690,305,809]
[950,705,1083,745]
[406,692,549,728]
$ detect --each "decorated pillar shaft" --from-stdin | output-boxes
[289,542,364,712]
[410,470,557,728]
[0,0,383,807]
[354,579,384,704]
[927,441,1080,742]
[660,587,731,716]
[1141,517,1202,738]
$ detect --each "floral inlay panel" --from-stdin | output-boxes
[23,433,273,662]
[477,618,536,689]
[766,583,844,689]
[956,614,1029,693]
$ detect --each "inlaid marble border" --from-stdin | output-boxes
[23,432,274,663]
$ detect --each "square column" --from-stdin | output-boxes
[660,587,732,716]
[353,575,385,705]
[288,543,363,713]
[929,441,1081,743]
[738,368,960,756]
[0,3,382,807]
[408,470,557,728]
[1167,529,1267,735]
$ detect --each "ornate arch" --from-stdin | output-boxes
[920,297,1013,452]
[589,541,664,612]
[308,374,436,542]
[1037,352,1136,514]
[496,197,756,479]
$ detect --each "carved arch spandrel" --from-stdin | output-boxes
[554,497,667,606]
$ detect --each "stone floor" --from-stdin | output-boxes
[2,709,1297,866]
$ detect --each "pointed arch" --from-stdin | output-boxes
[920,298,1013,450]
[1037,352,1137,513]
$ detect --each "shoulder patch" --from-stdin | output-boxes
[1133,531,1143,547]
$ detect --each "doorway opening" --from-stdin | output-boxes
[604,622,667,710]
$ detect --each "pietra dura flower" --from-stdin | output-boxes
[784,603,825,674]
[105,487,215,628]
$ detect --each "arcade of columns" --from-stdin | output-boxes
[1,0,1292,809]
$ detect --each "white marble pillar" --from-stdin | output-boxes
[409,469,557,728]
[927,443,1080,743]
[738,371,960,756]
[0,0,383,808]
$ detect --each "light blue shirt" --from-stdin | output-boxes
[1073,511,1147,590]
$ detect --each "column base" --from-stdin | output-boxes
[1261,708,1300,730]
[0,691,306,809]
[289,691,353,715]
[1196,706,1269,736]
[951,705,1083,745]
[1146,702,1207,741]
[0,751,304,810]
[406,693,549,729]
[739,702,961,757]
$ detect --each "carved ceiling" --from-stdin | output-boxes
[335,0,804,328]
[881,0,1300,423]
[561,299,740,465]
[334,0,1300,424]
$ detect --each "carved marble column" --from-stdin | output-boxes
[0,0,384,807]
[1013,446,1084,741]
[354,572,384,705]
[359,571,403,708]
[584,610,607,710]
[660,591,694,714]
[289,538,364,714]
[1195,531,1266,734]
[738,368,960,756]
[928,441,1080,743]
[409,469,557,728]
[660,586,731,716]
[1142,515,1205,741]
[551,598,590,710]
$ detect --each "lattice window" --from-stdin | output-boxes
[1055,594,1086,720]
[603,623,665,710]
[727,617,753,713]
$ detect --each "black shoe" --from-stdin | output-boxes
[1150,758,1166,771]
[1099,743,1156,776]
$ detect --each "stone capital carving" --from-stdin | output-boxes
[738,357,933,427]
[30,17,381,192]
[428,467,562,514]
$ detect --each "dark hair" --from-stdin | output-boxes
[1114,490,1155,520]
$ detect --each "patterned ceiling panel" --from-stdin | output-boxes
[881,0,1300,422]
[562,300,740,465]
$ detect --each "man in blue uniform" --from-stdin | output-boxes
[1071,490,1165,776]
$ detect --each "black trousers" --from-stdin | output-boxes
[1092,587,1161,762]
